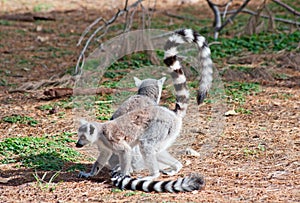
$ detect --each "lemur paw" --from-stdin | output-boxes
[161,169,177,176]
[78,171,92,178]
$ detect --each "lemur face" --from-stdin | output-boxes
[76,122,96,148]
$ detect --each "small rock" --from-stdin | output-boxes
[37,36,49,42]
[0,177,10,183]
[36,25,43,32]
[224,109,238,116]
[185,159,192,166]
[185,147,200,157]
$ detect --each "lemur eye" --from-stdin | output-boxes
[80,135,87,140]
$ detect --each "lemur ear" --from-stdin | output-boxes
[158,77,167,85]
[89,123,96,135]
[79,119,88,126]
[133,77,142,87]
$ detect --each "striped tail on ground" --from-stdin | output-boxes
[111,170,205,193]
[164,28,213,105]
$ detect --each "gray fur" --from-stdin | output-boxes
[78,76,174,178]
[109,76,172,172]
[164,28,213,104]
[76,28,213,192]
[110,77,165,120]
[76,103,183,180]
[76,52,190,180]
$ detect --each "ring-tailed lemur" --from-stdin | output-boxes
[78,76,172,179]
[76,28,213,191]
[109,77,182,174]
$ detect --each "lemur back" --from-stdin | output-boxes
[76,28,213,192]
[110,77,166,120]
[109,76,169,171]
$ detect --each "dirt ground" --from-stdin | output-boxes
[0,1,299,202]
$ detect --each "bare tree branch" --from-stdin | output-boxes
[207,0,222,39]
[209,0,233,7]
[222,9,300,26]
[206,0,251,39]
[223,0,233,19]
[271,0,300,16]
[217,0,251,32]
[77,17,104,46]
[75,0,144,75]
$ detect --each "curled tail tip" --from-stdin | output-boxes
[187,173,205,190]
[197,91,208,105]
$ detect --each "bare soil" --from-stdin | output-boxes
[0,1,299,202]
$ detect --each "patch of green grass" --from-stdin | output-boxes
[236,107,252,115]
[107,52,153,73]
[0,78,8,86]
[16,29,27,36]
[2,115,38,127]
[38,98,75,111]
[0,20,12,26]
[211,31,300,59]
[229,65,252,73]
[0,132,80,171]
[244,144,266,157]
[273,73,290,80]
[96,99,113,121]
[38,104,53,111]
[111,188,123,193]
[65,163,85,172]
[18,58,31,65]
[225,82,261,104]
[124,191,139,197]
[270,92,293,100]
[102,80,119,88]
[33,3,53,12]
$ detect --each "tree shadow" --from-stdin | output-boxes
[0,152,111,186]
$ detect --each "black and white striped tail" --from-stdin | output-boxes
[164,29,213,105]
[111,170,205,193]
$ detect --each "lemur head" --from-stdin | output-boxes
[76,119,98,148]
[134,77,166,104]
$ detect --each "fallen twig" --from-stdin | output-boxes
[43,87,136,99]
[0,12,55,22]
[9,75,76,93]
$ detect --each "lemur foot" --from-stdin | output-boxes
[78,171,93,178]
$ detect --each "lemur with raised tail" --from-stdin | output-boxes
[76,28,213,192]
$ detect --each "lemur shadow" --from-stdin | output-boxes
[0,153,111,186]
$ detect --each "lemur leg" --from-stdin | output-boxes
[139,144,160,180]
[78,148,112,178]
[108,153,119,169]
[141,153,160,180]
[117,142,133,176]
[157,150,182,176]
